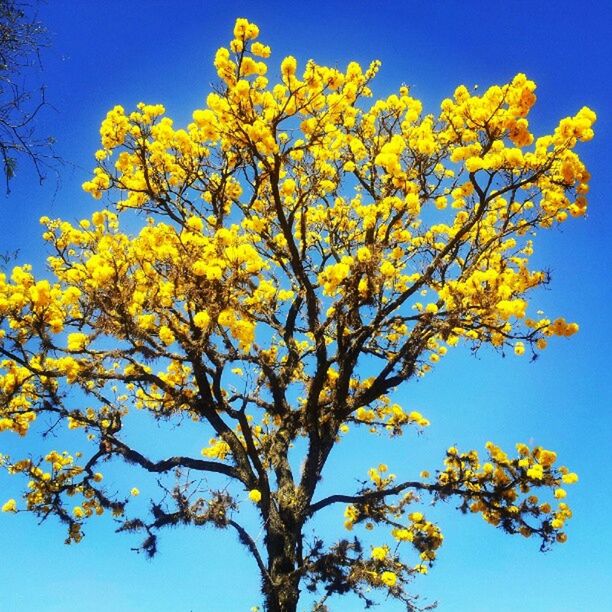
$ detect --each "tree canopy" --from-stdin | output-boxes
[0,18,594,611]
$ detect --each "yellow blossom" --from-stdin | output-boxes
[1,499,17,513]
[380,571,397,587]
[371,546,387,560]
[248,489,262,503]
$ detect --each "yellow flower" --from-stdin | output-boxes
[465,157,484,173]
[73,506,85,518]
[527,464,544,479]
[380,571,397,587]
[186,216,203,232]
[1,499,17,513]
[357,246,372,262]
[281,56,297,78]
[130,487,140,496]
[380,261,395,277]
[67,332,88,352]
[435,196,447,209]
[392,528,413,542]
[561,472,579,484]
[158,326,175,346]
[248,489,262,503]
[539,449,557,467]
[193,311,211,330]
[280,178,296,196]
[371,546,387,560]
[251,42,270,58]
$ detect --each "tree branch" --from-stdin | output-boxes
[228,519,274,592]
[108,437,240,480]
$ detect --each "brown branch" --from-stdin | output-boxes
[308,477,508,516]
[108,437,240,480]
[228,519,274,591]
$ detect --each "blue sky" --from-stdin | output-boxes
[1,1,611,610]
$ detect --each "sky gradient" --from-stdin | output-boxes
[1,1,611,610]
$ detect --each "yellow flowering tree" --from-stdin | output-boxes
[0,18,592,612]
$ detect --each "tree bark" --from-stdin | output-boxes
[264,521,301,612]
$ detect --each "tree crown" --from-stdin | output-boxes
[0,17,593,610]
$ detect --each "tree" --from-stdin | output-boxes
[0,0,54,191]
[0,18,594,611]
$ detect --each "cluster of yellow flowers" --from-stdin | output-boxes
[340,437,576,587]
[73,17,594,374]
[437,442,577,543]
[353,399,430,435]
[343,464,444,577]
[201,437,231,460]
[0,450,107,541]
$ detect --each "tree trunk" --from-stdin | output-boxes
[264,525,301,612]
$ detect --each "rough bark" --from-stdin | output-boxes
[264,516,302,612]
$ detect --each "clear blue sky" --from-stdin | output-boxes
[1,1,611,610]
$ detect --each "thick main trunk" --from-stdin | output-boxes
[264,525,301,612]
[262,430,309,611]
